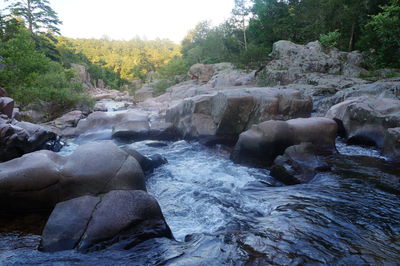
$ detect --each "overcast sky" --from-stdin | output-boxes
[43,0,234,43]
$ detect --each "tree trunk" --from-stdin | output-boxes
[243,17,247,51]
[348,22,355,51]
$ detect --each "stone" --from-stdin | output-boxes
[40,190,173,252]
[135,86,154,102]
[231,117,337,165]
[93,102,108,112]
[270,143,331,185]
[0,121,57,162]
[0,97,14,118]
[257,40,367,86]
[0,141,146,212]
[317,81,400,114]
[383,128,400,162]
[165,87,312,140]
[54,110,84,128]
[0,88,7,97]
[326,96,400,147]
[121,145,168,174]
[188,64,215,83]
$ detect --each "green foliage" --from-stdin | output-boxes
[5,0,62,34]
[320,30,342,48]
[358,1,400,68]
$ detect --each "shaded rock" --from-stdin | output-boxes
[166,87,312,140]
[270,143,331,185]
[188,64,214,83]
[0,121,57,162]
[0,141,146,212]
[40,190,173,252]
[0,97,14,118]
[71,63,93,89]
[231,117,337,165]
[326,96,400,148]
[54,110,84,128]
[383,127,400,162]
[122,145,168,174]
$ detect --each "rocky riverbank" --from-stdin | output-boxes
[0,40,399,263]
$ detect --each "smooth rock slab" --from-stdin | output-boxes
[40,190,173,252]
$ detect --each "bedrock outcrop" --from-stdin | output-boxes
[165,87,312,141]
[231,117,337,165]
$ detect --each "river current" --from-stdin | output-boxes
[0,104,399,265]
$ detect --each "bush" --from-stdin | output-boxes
[320,30,341,48]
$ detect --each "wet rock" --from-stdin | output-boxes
[122,145,168,174]
[326,96,400,148]
[0,97,14,118]
[0,121,57,162]
[382,127,400,162]
[188,64,215,83]
[166,87,312,140]
[270,143,331,185]
[231,117,337,165]
[40,190,173,252]
[0,141,146,212]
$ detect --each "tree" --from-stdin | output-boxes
[5,0,62,35]
[231,0,252,51]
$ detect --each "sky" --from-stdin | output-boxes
[44,0,235,43]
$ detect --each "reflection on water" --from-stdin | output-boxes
[1,139,399,265]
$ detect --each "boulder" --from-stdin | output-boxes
[40,190,173,252]
[93,102,108,112]
[54,110,84,128]
[383,128,400,162]
[317,81,400,114]
[270,143,331,185]
[326,96,400,147]
[0,97,14,118]
[188,64,215,83]
[165,87,312,141]
[231,117,337,165]
[122,145,168,174]
[0,141,146,212]
[257,40,367,86]
[135,86,155,102]
[0,121,58,162]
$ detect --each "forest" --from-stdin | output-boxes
[0,0,399,111]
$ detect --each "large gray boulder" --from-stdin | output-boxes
[166,87,312,140]
[231,117,337,165]
[326,96,400,147]
[0,97,14,118]
[40,190,173,252]
[0,141,146,212]
[383,128,400,162]
[257,40,367,86]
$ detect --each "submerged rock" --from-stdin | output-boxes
[231,117,337,165]
[271,143,331,185]
[0,141,145,212]
[40,190,173,252]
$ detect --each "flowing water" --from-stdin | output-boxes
[1,107,399,265]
